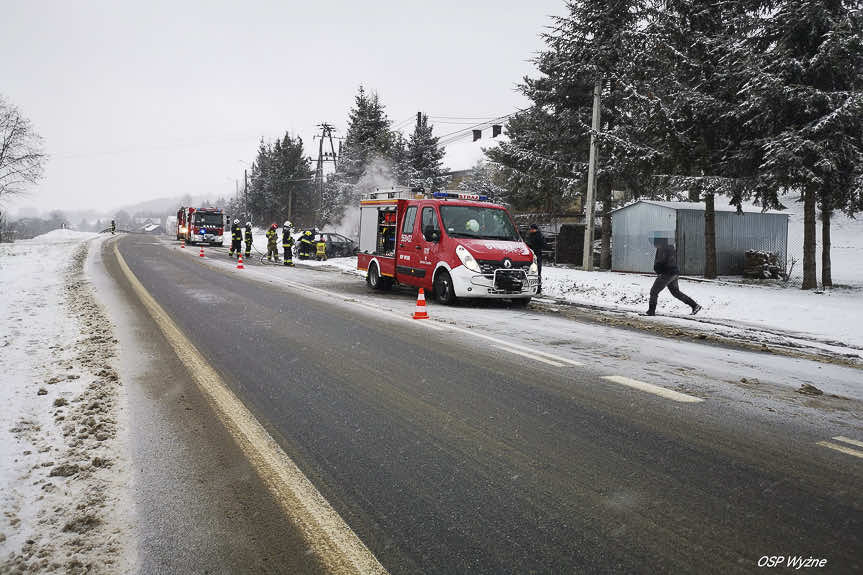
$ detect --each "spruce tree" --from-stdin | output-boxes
[731,0,863,289]
[488,0,655,268]
[406,114,449,192]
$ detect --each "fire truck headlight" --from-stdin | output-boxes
[529,254,538,275]
[456,244,481,273]
[180,226,187,234]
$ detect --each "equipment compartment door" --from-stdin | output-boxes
[396,205,423,287]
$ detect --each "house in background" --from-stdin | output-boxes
[611,200,789,275]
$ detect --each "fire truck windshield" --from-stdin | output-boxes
[439,205,519,241]
[193,213,223,227]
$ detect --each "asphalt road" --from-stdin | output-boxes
[110,234,862,574]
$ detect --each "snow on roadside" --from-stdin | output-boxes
[0,230,131,572]
[541,266,863,351]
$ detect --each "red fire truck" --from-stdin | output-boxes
[176,207,226,246]
[357,190,538,304]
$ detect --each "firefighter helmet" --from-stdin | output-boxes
[284,220,292,228]
[246,221,252,227]
[234,218,239,224]
[271,223,277,229]
[466,219,480,232]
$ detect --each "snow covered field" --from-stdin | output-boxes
[0,231,130,572]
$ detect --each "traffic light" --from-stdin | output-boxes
[472,129,482,142]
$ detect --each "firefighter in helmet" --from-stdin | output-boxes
[244,221,253,257]
[265,223,279,262]
[299,228,315,260]
[282,221,295,266]
[315,234,327,261]
[229,218,242,258]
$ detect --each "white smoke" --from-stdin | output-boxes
[327,156,399,239]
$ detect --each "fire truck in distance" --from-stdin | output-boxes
[176,207,227,246]
[357,189,538,305]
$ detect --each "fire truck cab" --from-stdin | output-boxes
[357,190,538,304]
[176,207,226,246]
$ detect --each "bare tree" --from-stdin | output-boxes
[0,95,46,200]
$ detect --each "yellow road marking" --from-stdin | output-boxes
[833,436,863,449]
[114,244,388,575]
[817,441,863,459]
[600,375,704,403]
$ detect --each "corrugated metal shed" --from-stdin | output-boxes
[611,200,789,275]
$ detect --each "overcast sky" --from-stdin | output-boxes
[1,0,564,215]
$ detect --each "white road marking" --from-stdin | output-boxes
[494,345,566,367]
[439,323,584,366]
[115,245,388,575]
[600,375,704,403]
[833,436,863,449]
[817,441,863,459]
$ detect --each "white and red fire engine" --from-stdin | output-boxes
[176,207,226,246]
[357,190,538,304]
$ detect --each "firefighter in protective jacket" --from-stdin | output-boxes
[265,223,279,262]
[244,222,253,257]
[299,229,315,260]
[229,219,242,257]
[315,235,327,261]
[282,221,295,266]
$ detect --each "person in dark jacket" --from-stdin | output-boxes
[244,222,253,257]
[648,237,701,316]
[525,223,545,293]
[229,219,242,258]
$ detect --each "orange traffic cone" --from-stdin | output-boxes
[181,239,185,248]
[412,288,430,320]
[236,253,244,269]
[199,246,205,258]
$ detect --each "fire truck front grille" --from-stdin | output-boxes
[477,259,531,275]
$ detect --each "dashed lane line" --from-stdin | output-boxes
[817,440,863,459]
[114,244,389,575]
[600,375,704,404]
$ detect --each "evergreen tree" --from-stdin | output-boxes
[405,114,449,192]
[325,86,400,224]
[731,0,863,289]
[458,160,507,204]
[489,0,656,268]
[641,0,763,278]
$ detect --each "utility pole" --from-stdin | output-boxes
[314,123,338,226]
[582,78,602,271]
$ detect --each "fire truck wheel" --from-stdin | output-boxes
[513,297,531,307]
[366,263,392,291]
[434,270,457,305]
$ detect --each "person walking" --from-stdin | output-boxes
[282,221,295,266]
[265,223,280,262]
[229,219,242,258]
[244,221,253,258]
[525,223,545,294]
[110,220,116,235]
[647,236,702,316]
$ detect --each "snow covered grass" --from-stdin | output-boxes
[0,230,129,571]
[541,266,863,349]
[786,199,863,287]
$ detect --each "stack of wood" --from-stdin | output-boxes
[743,250,781,279]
